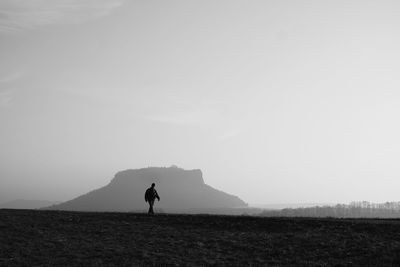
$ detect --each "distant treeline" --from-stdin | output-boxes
[259,201,400,218]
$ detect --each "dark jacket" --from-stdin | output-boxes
[145,187,160,202]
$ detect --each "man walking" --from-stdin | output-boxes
[144,183,160,214]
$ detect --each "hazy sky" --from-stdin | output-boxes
[1,0,400,204]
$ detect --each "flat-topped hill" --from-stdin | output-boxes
[46,166,247,212]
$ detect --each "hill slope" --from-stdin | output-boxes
[0,199,59,209]
[47,166,247,212]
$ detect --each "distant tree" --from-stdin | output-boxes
[259,201,400,218]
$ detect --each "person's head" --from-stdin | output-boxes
[151,183,155,188]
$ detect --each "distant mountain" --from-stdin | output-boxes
[46,166,247,213]
[0,199,60,209]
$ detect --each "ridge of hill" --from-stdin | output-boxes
[46,166,247,212]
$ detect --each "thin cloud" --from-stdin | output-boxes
[219,129,242,141]
[0,90,13,108]
[0,72,23,108]
[0,72,23,83]
[0,0,125,33]
[145,109,220,125]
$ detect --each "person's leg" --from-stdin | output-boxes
[148,200,154,214]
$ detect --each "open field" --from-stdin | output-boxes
[1,210,400,266]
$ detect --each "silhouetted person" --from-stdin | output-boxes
[145,183,160,214]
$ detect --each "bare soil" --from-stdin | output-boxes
[1,209,400,266]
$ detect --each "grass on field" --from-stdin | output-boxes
[1,209,400,266]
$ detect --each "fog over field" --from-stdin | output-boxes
[1,0,400,206]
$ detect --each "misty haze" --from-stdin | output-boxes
[2,0,400,265]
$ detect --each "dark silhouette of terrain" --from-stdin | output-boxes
[2,209,400,266]
[46,166,247,212]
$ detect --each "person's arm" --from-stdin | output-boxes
[155,190,160,201]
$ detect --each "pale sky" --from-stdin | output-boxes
[1,0,400,205]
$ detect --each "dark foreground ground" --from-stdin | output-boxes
[1,210,400,266]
